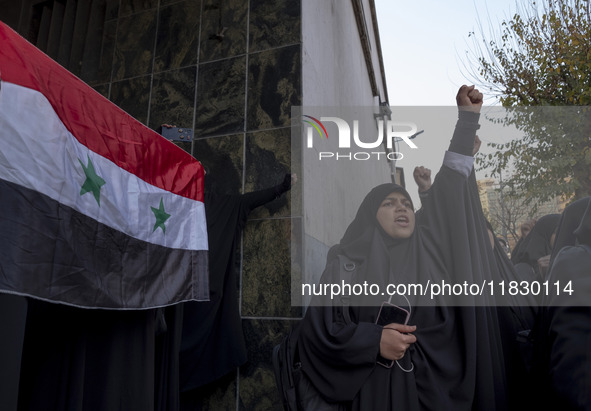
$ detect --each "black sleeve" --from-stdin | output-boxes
[234,174,292,230]
[241,174,291,213]
[448,111,481,156]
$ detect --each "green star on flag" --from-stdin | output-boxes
[79,155,106,205]
[151,198,171,233]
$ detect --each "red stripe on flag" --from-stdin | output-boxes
[0,22,203,202]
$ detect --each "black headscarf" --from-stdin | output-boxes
[326,184,415,306]
[573,200,591,246]
[339,184,412,250]
[550,197,591,263]
[512,214,560,267]
[511,214,560,282]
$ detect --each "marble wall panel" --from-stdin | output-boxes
[93,19,117,85]
[112,10,157,81]
[244,127,292,219]
[239,319,295,410]
[192,134,244,195]
[93,84,110,99]
[199,0,247,63]
[289,216,304,308]
[148,66,196,130]
[161,0,188,6]
[105,0,120,20]
[154,0,201,72]
[247,45,301,131]
[287,124,302,218]
[170,140,192,155]
[242,218,301,318]
[110,75,151,124]
[119,0,158,17]
[249,0,301,53]
[196,56,246,137]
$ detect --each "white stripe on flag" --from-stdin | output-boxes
[0,82,207,251]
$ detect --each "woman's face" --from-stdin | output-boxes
[376,192,415,239]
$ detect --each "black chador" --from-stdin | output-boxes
[298,106,510,410]
[179,176,292,392]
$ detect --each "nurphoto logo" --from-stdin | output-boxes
[303,115,419,161]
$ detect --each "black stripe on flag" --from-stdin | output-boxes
[0,178,208,309]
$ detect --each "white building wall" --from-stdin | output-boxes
[296,0,392,299]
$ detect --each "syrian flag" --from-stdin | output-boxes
[0,22,209,309]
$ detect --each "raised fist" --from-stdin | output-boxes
[456,85,483,113]
[413,166,432,193]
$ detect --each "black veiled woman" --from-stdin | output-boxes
[531,197,591,411]
[297,86,509,410]
[511,214,561,281]
[509,213,561,332]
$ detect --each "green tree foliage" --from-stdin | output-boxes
[466,0,591,204]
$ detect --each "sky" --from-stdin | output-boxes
[374,0,521,205]
[375,0,518,106]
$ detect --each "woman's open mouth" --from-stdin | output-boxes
[395,216,409,226]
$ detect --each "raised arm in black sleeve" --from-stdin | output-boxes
[241,173,292,214]
[448,111,481,156]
